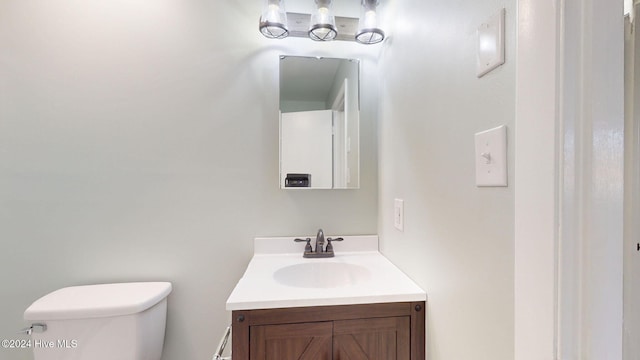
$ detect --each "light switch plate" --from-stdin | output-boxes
[476,8,505,78]
[475,125,507,187]
[394,199,404,232]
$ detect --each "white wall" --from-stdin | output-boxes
[281,100,328,113]
[625,8,640,360]
[0,1,379,359]
[377,0,515,359]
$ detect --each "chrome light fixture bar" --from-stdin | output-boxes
[258,0,384,44]
[287,13,359,42]
[355,0,385,44]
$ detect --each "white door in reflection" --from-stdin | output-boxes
[280,110,333,189]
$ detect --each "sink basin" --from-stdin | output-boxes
[273,262,372,288]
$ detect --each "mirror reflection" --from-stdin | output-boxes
[279,56,360,189]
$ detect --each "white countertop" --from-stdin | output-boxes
[225,235,426,311]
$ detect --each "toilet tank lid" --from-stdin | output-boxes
[24,282,172,321]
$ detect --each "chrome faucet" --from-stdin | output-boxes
[294,229,343,258]
[315,228,325,253]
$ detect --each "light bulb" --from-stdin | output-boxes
[259,0,289,39]
[308,1,337,41]
[363,10,377,28]
[318,7,329,23]
[356,0,385,44]
[265,4,281,23]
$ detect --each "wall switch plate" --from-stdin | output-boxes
[476,8,505,78]
[394,198,404,232]
[475,125,507,186]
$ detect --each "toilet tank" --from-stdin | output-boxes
[24,282,172,360]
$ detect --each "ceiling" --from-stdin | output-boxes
[280,56,343,103]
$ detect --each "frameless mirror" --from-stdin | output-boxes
[279,55,360,189]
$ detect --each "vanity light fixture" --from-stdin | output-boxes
[259,0,289,39]
[308,0,338,41]
[257,0,385,44]
[355,0,385,44]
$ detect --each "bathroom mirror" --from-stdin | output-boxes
[279,55,360,189]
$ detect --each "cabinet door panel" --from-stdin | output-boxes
[250,321,332,360]
[333,317,410,360]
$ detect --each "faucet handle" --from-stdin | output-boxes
[18,324,47,335]
[294,238,312,253]
[325,237,344,252]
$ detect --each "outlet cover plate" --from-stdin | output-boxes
[476,8,505,78]
[394,199,404,232]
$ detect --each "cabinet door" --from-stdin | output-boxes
[250,321,332,360]
[333,317,410,360]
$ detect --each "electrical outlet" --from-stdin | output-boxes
[476,8,505,78]
[394,199,404,232]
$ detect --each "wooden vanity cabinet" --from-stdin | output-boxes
[232,301,425,360]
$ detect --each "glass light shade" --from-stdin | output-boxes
[308,0,337,41]
[259,0,289,39]
[355,0,385,44]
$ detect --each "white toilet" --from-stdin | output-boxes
[23,282,172,360]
